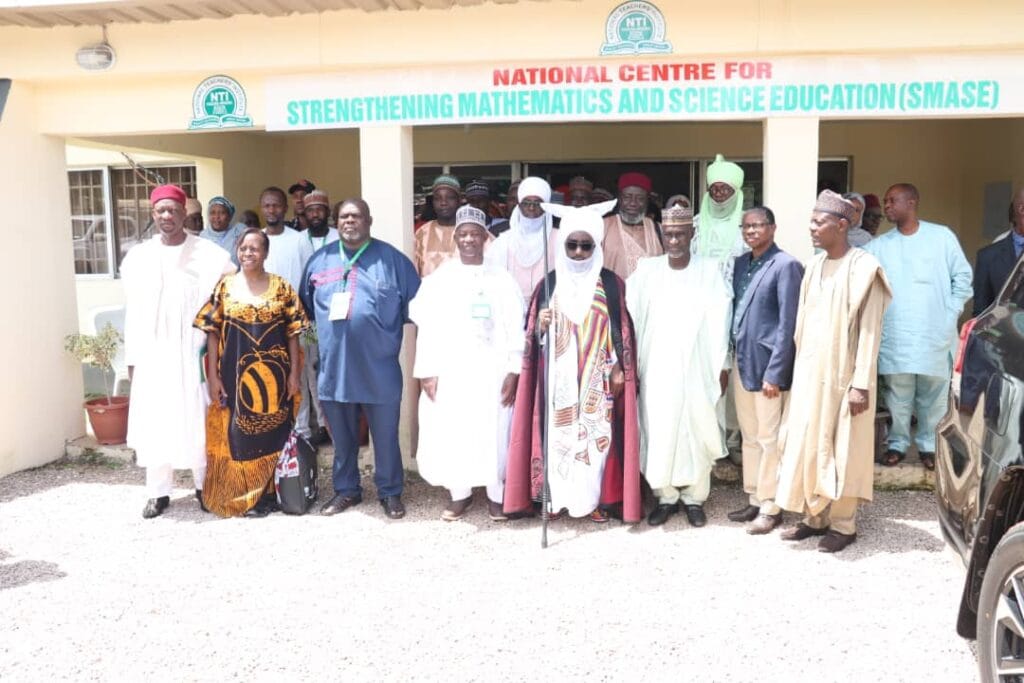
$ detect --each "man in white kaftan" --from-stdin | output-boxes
[122,184,235,518]
[412,206,525,522]
[627,206,733,527]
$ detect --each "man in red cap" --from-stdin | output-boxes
[121,184,236,519]
[861,193,883,236]
[603,171,664,279]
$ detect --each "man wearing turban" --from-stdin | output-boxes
[122,184,236,519]
[696,154,747,282]
[503,200,643,524]
[774,190,892,553]
[602,171,664,280]
[484,176,559,302]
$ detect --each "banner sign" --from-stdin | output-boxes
[265,54,1018,131]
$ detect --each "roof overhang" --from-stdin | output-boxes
[0,0,524,27]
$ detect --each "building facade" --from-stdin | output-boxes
[2,0,1022,475]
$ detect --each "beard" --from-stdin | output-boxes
[619,210,645,225]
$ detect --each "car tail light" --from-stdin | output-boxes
[953,318,978,374]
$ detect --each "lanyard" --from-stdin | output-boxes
[339,239,371,291]
[308,231,330,250]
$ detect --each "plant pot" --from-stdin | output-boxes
[84,396,130,445]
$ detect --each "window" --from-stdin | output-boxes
[69,169,109,275]
[68,164,196,276]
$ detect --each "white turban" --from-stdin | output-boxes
[540,199,617,325]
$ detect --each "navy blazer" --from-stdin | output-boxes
[972,235,1019,316]
[731,244,804,392]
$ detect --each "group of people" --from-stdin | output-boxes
[123,155,984,555]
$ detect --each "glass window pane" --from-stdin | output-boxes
[68,169,109,275]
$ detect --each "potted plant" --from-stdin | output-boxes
[65,322,130,445]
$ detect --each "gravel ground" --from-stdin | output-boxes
[0,458,977,682]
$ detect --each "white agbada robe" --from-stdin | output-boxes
[410,259,525,495]
[626,254,733,493]
[121,234,235,470]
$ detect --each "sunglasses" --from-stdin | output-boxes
[565,240,595,253]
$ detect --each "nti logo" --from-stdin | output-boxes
[600,1,672,56]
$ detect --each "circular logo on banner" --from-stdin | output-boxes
[601,1,672,56]
[189,75,253,130]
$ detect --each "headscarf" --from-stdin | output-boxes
[541,199,618,325]
[208,196,236,218]
[697,154,744,258]
[507,176,553,267]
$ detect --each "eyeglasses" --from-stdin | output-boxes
[519,199,542,209]
[565,240,595,253]
[740,222,772,230]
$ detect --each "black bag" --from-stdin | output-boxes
[274,431,319,514]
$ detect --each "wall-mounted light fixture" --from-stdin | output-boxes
[75,26,116,71]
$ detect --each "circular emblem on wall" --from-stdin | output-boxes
[189,74,253,130]
[600,1,672,56]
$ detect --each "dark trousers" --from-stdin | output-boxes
[321,400,403,499]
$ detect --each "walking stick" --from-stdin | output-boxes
[539,215,553,550]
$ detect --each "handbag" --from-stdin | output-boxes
[274,430,319,515]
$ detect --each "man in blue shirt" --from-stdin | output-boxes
[300,198,421,519]
[864,183,972,471]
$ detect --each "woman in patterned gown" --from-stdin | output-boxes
[194,228,308,517]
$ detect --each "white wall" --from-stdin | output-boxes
[0,82,84,477]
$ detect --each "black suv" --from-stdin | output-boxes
[936,254,1024,680]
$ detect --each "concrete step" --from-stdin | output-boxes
[64,436,135,465]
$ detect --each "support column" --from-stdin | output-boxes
[0,81,84,477]
[763,117,819,263]
[359,125,414,255]
[358,125,417,468]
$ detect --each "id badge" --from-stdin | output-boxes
[329,292,351,321]
[471,303,492,319]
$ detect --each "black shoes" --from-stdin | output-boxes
[647,503,676,526]
[320,493,363,516]
[727,504,760,523]
[380,495,406,520]
[683,504,707,527]
[244,496,279,518]
[780,523,828,541]
[196,489,208,513]
[818,530,857,553]
[142,496,170,519]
